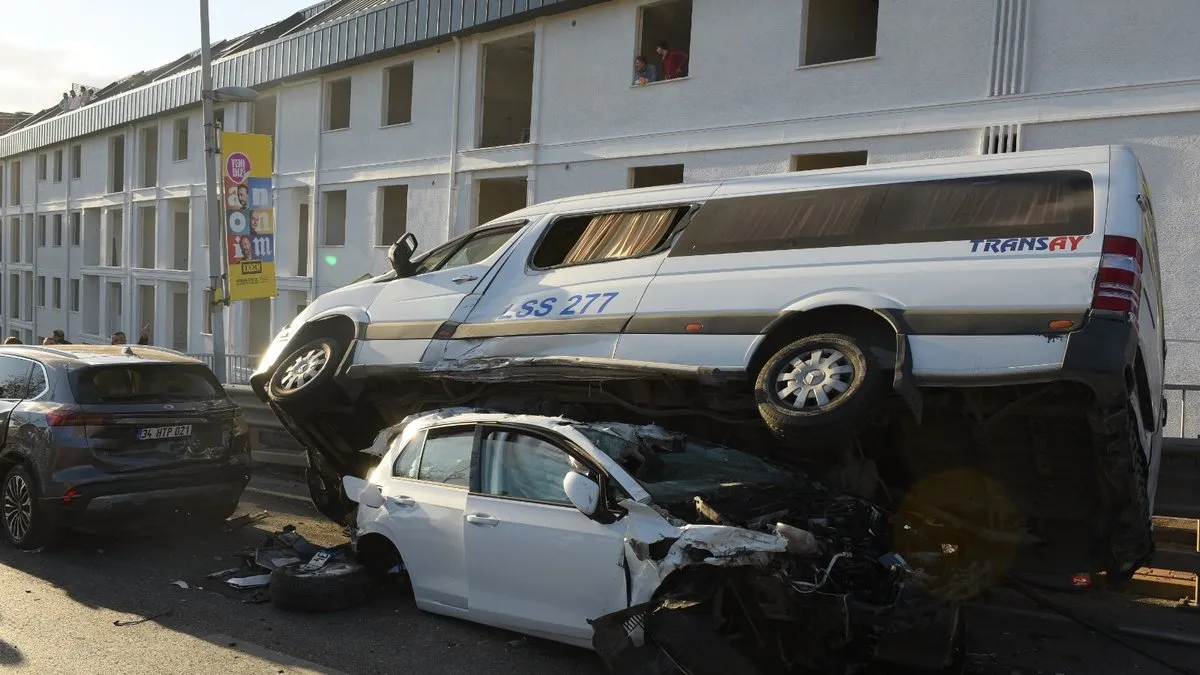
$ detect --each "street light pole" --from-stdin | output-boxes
[199,0,228,383]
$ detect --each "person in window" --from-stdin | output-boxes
[52,329,70,345]
[633,55,658,86]
[41,336,57,345]
[655,41,689,80]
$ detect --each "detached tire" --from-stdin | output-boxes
[267,338,343,409]
[647,610,760,675]
[755,333,883,442]
[269,561,370,613]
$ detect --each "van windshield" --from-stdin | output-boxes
[412,226,521,276]
[71,364,224,403]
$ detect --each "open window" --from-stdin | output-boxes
[325,78,352,131]
[476,176,528,227]
[173,118,189,161]
[322,190,347,246]
[530,206,688,270]
[630,164,684,189]
[479,34,535,148]
[377,184,408,246]
[802,0,879,66]
[791,150,868,172]
[383,63,414,127]
[637,0,693,82]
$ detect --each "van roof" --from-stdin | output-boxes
[498,144,1128,222]
[0,344,206,367]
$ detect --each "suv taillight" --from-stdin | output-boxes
[46,406,114,427]
[1092,235,1144,317]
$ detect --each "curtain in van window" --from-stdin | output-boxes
[561,209,677,265]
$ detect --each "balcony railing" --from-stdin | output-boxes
[188,353,260,385]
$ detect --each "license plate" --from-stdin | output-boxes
[136,425,193,441]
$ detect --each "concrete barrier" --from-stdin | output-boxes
[226,384,307,471]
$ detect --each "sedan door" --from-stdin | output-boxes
[376,425,476,614]
[360,225,523,365]
[463,425,627,646]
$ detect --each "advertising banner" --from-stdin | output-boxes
[221,131,277,302]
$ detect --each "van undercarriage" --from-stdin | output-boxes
[280,370,1151,579]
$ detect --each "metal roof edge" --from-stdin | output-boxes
[0,0,608,160]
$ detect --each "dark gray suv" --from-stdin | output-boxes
[0,345,251,549]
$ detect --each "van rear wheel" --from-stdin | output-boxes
[754,333,883,442]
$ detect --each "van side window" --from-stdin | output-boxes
[412,226,521,276]
[671,170,1094,257]
[531,208,686,269]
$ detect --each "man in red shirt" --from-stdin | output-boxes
[655,41,689,80]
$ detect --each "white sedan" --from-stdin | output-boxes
[342,410,966,673]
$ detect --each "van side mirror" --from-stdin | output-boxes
[563,471,601,517]
[388,233,419,278]
[343,476,385,509]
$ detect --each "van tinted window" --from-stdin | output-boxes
[532,208,686,269]
[670,170,1094,257]
[71,364,223,404]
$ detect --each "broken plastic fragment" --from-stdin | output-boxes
[300,551,333,572]
[171,580,189,589]
[226,574,272,589]
[774,522,820,556]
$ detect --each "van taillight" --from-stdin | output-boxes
[46,407,114,427]
[1092,235,1144,317]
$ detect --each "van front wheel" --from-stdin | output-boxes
[754,333,883,442]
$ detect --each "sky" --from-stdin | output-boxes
[0,0,315,112]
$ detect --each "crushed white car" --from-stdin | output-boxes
[343,410,971,674]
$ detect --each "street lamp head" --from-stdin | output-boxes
[211,86,260,103]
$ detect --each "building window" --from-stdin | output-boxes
[173,118,189,161]
[52,277,62,310]
[36,275,46,308]
[322,190,347,246]
[71,144,82,180]
[377,185,409,247]
[37,154,47,181]
[790,151,869,172]
[139,126,159,188]
[475,177,528,227]
[36,215,46,247]
[53,150,63,183]
[202,289,213,334]
[383,63,414,127]
[325,78,352,131]
[637,0,692,83]
[70,212,81,246]
[109,135,125,193]
[479,34,535,148]
[69,278,80,312]
[802,0,879,66]
[9,161,19,206]
[630,164,685,189]
[52,213,63,247]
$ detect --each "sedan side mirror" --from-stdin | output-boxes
[563,471,601,517]
[388,232,419,278]
[343,475,385,509]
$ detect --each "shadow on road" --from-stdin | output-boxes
[0,486,602,675]
[0,638,24,665]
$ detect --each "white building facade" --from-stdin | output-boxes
[1,0,1199,407]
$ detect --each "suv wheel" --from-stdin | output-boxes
[2,465,56,550]
[268,338,342,408]
[754,333,883,441]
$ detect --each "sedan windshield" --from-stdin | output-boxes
[575,425,797,503]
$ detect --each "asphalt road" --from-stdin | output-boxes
[2,469,1200,675]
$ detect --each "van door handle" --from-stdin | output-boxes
[388,496,415,507]
[451,275,478,284]
[465,514,498,527]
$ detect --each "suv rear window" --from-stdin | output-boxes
[71,364,224,404]
[671,170,1094,257]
